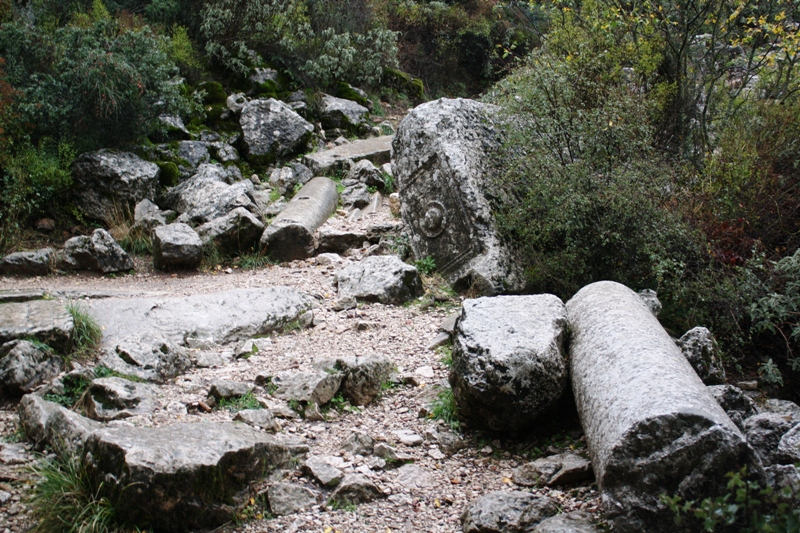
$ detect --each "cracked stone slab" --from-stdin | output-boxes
[89,287,314,381]
[0,300,74,352]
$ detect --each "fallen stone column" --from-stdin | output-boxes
[259,177,338,261]
[566,281,759,533]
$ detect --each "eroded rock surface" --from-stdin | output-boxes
[0,300,73,351]
[335,255,423,305]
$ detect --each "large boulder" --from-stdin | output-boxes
[271,371,343,408]
[83,377,158,421]
[319,94,369,130]
[335,255,423,305]
[0,339,63,397]
[0,300,74,352]
[72,150,160,221]
[778,424,800,464]
[744,412,800,466]
[239,98,313,163]
[82,422,308,531]
[133,199,173,233]
[160,169,255,224]
[707,384,758,430]
[566,281,759,533]
[450,295,568,432]
[196,207,265,255]
[17,394,102,454]
[393,98,524,295]
[347,159,385,189]
[153,223,203,271]
[60,229,134,274]
[269,163,313,197]
[317,355,394,406]
[260,177,339,261]
[0,248,54,276]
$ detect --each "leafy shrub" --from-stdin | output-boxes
[663,467,800,532]
[485,46,701,298]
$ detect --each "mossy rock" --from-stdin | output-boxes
[197,81,227,105]
[384,68,425,102]
[157,162,180,188]
[335,82,370,108]
[255,79,280,99]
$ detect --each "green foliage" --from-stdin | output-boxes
[156,161,180,188]
[486,44,701,297]
[216,391,261,412]
[437,345,453,367]
[29,452,117,533]
[328,391,360,414]
[232,252,274,270]
[66,301,103,358]
[0,16,199,149]
[414,256,436,275]
[166,24,203,81]
[0,138,74,252]
[429,387,459,432]
[200,0,398,89]
[663,467,800,532]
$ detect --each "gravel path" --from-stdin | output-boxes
[0,204,601,533]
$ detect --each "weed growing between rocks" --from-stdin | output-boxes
[662,467,800,532]
[66,302,102,360]
[29,453,117,533]
[414,256,436,275]
[430,388,460,432]
[217,392,261,412]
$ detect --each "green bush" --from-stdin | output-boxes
[485,47,701,298]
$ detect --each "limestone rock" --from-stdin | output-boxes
[760,398,800,416]
[677,327,726,384]
[341,431,375,455]
[328,473,383,505]
[461,491,557,533]
[777,424,800,464]
[0,300,73,352]
[303,135,393,176]
[233,408,280,431]
[450,295,567,432]
[533,512,600,533]
[637,289,662,317]
[393,98,524,295]
[347,159,385,189]
[303,455,344,487]
[176,141,210,175]
[512,453,594,487]
[745,412,800,466]
[267,482,319,516]
[156,115,190,140]
[566,281,759,533]
[336,355,393,406]
[0,248,54,276]
[269,163,313,196]
[227,92,248,114]
[0,340,62,397]
[91,287,313,381]
[272,371,343,407]
[161,170,255,224]
[240,98,313,162]
[133,199,172,233]
[72,150,160,221]
[260,177,339,261]
[83,422,308,531]
[209,380,253,400]
[707,384,758,430]
[318,229,369,254]
[335,255,423,305]
[61,229,134,273]
[18,394,102,454]
[153,223,203,271]
[765,464,800,499]
[196,207,265,255]
[84,377,158,421]
[320,94,369,129]
[341,182,371,209]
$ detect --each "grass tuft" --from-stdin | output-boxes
[29,453,117,533]
[430,387,460,432]
[217,392,261,412]
[66,302,102,360]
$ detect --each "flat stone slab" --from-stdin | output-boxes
[0,289,47,303]
[303,135,393,176]
[83,422,308,531]
[89,287,313,381]
[0,300,73,352]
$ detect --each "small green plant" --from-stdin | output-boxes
[29,452,117,533]
[429,388,459,432]
[45,372,93,408]
[92,366,145,383]
[758,358,784,387]
[235,494,271,524]
[381,171,395,194]
[269,188,282,203]
[328,499,358,512]
[2,426,25,443]
[437,345,453,366]
[662,466,800,532]
[327,392,361,414]
[233,252,274,270]
[66,302,102,359]
[414,256,436,275]
[217,392,261,412]
[281,320,303,334]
